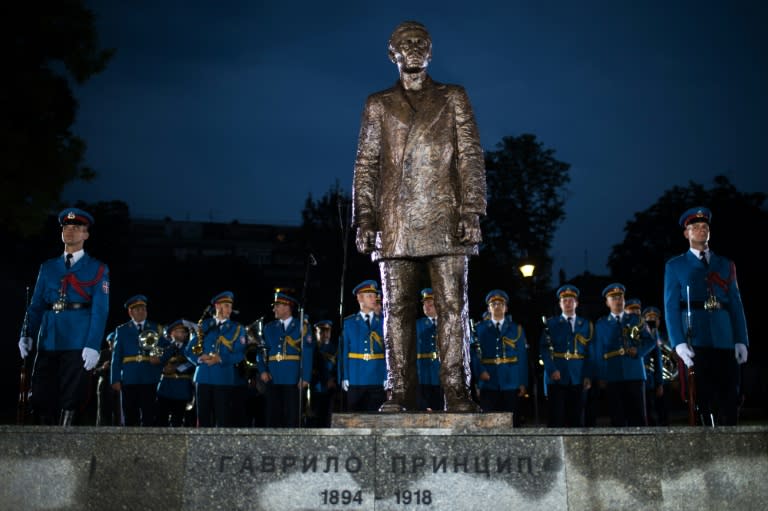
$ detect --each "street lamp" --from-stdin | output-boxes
[519,263,535,278]
[518,260,538,425]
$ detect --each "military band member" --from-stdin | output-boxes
[540,284,593,428]
[110,295,163,426]
[184,291,247,427]
[625,298,642,316]
[95,331,121,426]
[594,283,656,426]
[257,291,314,427]
[471,290,528,424]
[310,320,338,427]
[340,280,387,412]
[664,207,748,426]
[642,306,668,426]
[18,208,110,426]
[416,288,443,411]
[156,319,196,427]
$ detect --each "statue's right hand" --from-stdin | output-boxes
[355,227,376,254]
[18,337,32,359]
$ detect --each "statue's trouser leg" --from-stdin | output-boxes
[428,256,477,412]
[379,259,420,411]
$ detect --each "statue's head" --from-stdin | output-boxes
[388,21,432,73]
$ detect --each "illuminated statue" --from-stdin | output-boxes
[352,21,486,412]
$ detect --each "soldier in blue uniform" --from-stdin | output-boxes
[95,331,121,426]
[184,291,247,427]
[471,290,528,423]
[18,208,110,426]
[257,290,314,427]
[156,319,196,426]
[540,284,593,428]
[416,288,443,411]
[642,306,668,426]
[309,320,338,427]
[110,295,164,426]
[594,283,656,426]
[339,280,387,412]
[625,298,642,316]
[664,207,749,426]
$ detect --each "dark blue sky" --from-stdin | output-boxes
[65,0,768,280]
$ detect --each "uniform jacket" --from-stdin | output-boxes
[339,313,386,387]
[184,317,246,386]
[110,320,164,386]
[664,250,748,350]
[23,252,110,352]
[416,316,441,386]
[157,337,195,401]
[594,314,656,382]
[256,317,314,385]
[312,340,338,393]
[471,317,528,391]
[539,315,593,386]
[352,77,487,260]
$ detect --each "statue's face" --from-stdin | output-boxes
[389,29,432,72]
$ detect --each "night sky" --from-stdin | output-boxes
[64,0,768,280]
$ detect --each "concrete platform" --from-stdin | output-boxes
[1,419,766,510]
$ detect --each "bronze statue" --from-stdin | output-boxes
[352,21,487,412]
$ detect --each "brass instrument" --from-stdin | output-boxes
[646,343,679,383]
[192,305,211,356]
[138,329,164,357]
[239,317,268,378]
[627,316,645,341]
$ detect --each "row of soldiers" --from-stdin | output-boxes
[17,206,749,427]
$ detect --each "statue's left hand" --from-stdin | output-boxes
[457,214,482,245]
[355,226,376,254]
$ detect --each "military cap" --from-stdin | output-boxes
[313,319,332,330]
[166,319,191,334]
[124,294,148,309]
[58,207,94,227]
[211,291,234,305]
[556,284,580,300]
[625,298,642,312]
[485,289,509,304]
[273,291,297,307]
[642,306,661,320]
[602,283,626,298]
[420,287,434,302]
[679,207,712,228]
[352,280,379,296]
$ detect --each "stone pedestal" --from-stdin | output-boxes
[1,422,766,510]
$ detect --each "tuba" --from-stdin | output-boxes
[139,328,164,357]
[239,317,268,378]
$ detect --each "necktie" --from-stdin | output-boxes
[137,323,143,333]
[495,322,501,335]
[65,253,73,269]
[365,314,371,329]
[280,321,286,333]
[700,251,708,267]
[615,315,621,324]
[568,317,574,333]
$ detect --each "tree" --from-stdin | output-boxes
[472,134,571,312]
[1,2,114,235]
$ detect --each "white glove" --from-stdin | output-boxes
[675,343,695,368]
[82,347,100,370]
[19,337,33,359]
[735,343,748,364]
[383,379,391,390]
[342,379,350,391]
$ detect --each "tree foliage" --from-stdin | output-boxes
[1,2,114,235]
[472,134,571,307]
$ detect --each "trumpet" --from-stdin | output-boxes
[192,305,211,356]
[138,329,164,357]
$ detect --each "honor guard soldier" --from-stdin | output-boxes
[625,298,642,316]
[156,319,196,426]
[416,288,443,411]
[95,331,121,426]
[642,306,668,426]
[594,283,656,426]
[340,280,387,412]
[664,207,749,425]
[540,285,593,427]
[309,320,338,427]
[184,291,247,427]
[18,208,110,426]
[257,290,314,427]
[110,295,164,426]
[471,290,528,424]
